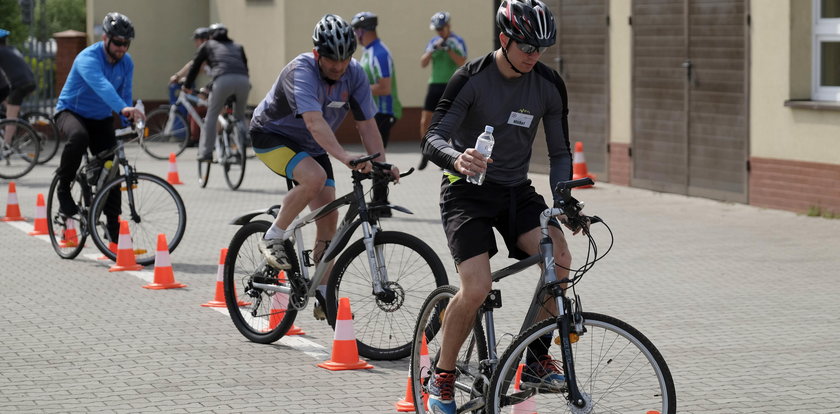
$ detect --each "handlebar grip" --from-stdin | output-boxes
[349,152,381,167]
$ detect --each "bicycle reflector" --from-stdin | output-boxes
[556,333,580,344]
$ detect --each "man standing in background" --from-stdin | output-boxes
[352,11,402,217]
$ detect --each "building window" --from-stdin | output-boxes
[813,0,840,100]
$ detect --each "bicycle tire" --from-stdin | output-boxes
[197,159,211,188]
[0,119,40,179]
[222,124,246,190]
[224,220,301,343]
[326,231,449,360]
[409,285,489,413]
[45,174,90,259]
[89,172,187,265]
[22,111,60,165]
[142,108,189,159]
[487,312,676,414]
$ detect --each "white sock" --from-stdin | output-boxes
[264,223,285,240]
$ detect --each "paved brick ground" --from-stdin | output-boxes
[2,142,839,413]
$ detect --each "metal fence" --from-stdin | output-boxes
[20,37,57,115]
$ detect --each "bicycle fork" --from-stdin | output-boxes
[360,221,388,296]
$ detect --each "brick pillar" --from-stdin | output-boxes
[53,30,87,95]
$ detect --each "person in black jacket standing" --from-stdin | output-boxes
[183,23,250,162]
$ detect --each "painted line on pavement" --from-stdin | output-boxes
[5,220,331,360]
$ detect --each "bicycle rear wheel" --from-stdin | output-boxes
[0,119,40,179]
[409,285,488,413]
[326,231,448,360]
[197,159,211,188]
[45,174,90,259]
[224,220,301,343]
[142,108,189,159]
[222,125,246,190]
[89,172,187,265]
[22,111,60,165]
[488,313,676,414]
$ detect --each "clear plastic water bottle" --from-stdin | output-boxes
[134,99,145,130]
[467,125,494,185]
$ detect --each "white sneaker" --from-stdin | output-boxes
[258,238,291,270]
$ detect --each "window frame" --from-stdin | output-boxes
[813,0,840,101]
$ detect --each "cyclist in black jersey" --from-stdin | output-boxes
[0,29,36,144]
[420,2,584,413]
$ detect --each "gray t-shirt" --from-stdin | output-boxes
[250,53,377,156]
[422,52,572,191]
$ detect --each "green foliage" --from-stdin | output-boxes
[34,0,85,41]
[0,0,29,47]
[806,205,839,219]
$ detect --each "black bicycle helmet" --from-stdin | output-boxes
[351,12,378,31]
[102,12,135,39]
[312,14,356,61]
[192,27,210,40]
[208,23,228,39]
[429,11,451,30]
[496,0,556,48]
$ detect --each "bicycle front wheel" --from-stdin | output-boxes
[89,172,187,265]
[0,119,40,179]
[142,108,189,159]
[222,125,246,190]
[409,285,488,413]
[326,231,448,360]
[224,220,301,343]
[488,313,676,414]
[22,111,60,164]
[46,174,90,259]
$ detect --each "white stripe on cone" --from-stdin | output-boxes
[154,250,171,267]
[333,318,356,341]
[573,150,586,164]
[118,232,132,247]
[216,263,224,282]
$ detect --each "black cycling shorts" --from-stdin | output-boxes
[423,83,448,112]
[250,129,335,187]
[439,175,561,265]
[7,82,36,105]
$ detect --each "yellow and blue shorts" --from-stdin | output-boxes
[251,130,335,187]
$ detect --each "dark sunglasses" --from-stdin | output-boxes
[110,37,131,47]
[515,42,542,55]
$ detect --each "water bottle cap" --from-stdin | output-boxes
[484,125,494,133]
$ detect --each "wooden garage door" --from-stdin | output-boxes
[532,0,609,180]
[632,0,749,202]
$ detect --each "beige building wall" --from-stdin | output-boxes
[88,0,210,103]
[88,1,493,107]
[609,0,632,146]
[751,1,840,165]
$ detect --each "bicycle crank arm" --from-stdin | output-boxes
[249,282,291,294]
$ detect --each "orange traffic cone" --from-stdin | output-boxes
[202,248,249,307]
[28,193,48,235]
[1,182,25,221]
[59,217,79,248]
[143,233,187,289]
[510,363,537,414]
[166,152,183,185]
[317,297,374,371]
[646,412,662,414]
[571,141,596,188]
[109,220,143,271]
[265,270,305,335]
[97,242,118,260]
[395,335,430,411]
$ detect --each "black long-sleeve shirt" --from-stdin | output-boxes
[184,39,248,89]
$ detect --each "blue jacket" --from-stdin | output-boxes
[56,41,133,120]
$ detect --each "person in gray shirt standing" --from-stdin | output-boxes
[184,23,250,162]
[420,1,584,412]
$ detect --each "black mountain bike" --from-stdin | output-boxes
[45,123,187,265]
[409,177,676,413]
[224,154,448,360]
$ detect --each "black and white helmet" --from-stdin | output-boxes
[312,14,357,61]
[102,12,135,39]
[496,0,556,48]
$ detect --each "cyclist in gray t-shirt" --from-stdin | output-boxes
[420,1,585,413]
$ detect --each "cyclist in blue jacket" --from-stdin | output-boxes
[54,12,145,243]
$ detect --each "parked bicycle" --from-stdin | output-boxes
[408,177,676,413]
[1,104,60,165]
[224,154,448,360]
[0,117,40,179]
[45,121,187,265]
